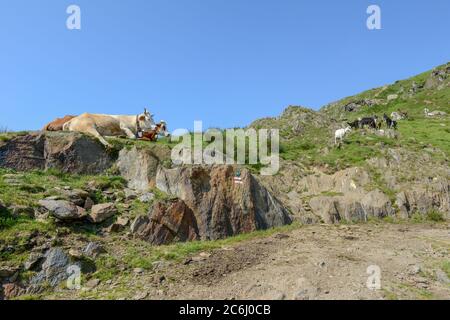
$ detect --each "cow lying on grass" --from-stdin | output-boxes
[63,108,155,148]
[43,115,77,131]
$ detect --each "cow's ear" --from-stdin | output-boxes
[139,115,146,121]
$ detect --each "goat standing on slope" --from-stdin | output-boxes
[335,127,352,145]
[383,113,397,129]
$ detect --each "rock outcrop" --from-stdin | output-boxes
[134,200,200,245]
[117,145,171,191]
[0,133,46,171]
[309,189,395,223]
[395,182,450,219]
[0,132,114,174]
[155,165,292,241]
[30,247,71,288]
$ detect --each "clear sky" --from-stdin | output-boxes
[1,0,449,131]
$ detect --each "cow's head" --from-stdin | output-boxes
[158,120,170,137]
[138,108,155,130]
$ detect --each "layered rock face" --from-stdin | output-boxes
[0,132,114,174]
[395,181,450,219]
[0,133,46,171]
[155,165,292,241]
[308,190,395,223]
[116,145,171,191]
[134,200,200,245]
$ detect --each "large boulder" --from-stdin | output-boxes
[135,200,200,245]
[30,247,71,287]
[117,145,171,191]
[156,165,292,240]
[29,247,95,290]
[38,199,86,220]
[44,132,114,174]
[0,132,114,174]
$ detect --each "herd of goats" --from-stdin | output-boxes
[334,111,406,145]
[334,107,448,145]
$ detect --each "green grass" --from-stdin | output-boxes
[0,131,29,142]
[442,261,450,279]
[0,168,126,208]
[0,218,56,265]
[142,221,301,262]
[426,210,445,222]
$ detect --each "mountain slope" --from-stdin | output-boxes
[251,62,449,223]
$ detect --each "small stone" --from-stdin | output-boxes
[273,292,286,300]
[133,291,148,300]
[199,252,211,258]
[116,217,130,227]
[436,270,450,284]
[152,261,167,270]
[154,275,166,283]
[133,268,144,274]
[85,278,101,289]
[294,289,310,300]
[83,242,105,259]
[84,197,94,210]
[107,223,125,233]
[274,233,290,240]
[409,265,421,275]
[68,249,83,259]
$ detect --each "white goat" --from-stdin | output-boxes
[424,108,447,117]
[335,127,351,145]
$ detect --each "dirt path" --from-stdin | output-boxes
[48,222,450,300]
[142,223,450,300]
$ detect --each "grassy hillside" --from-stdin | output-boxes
[250,62,449,172]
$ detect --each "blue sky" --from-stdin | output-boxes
[1,0,449,131]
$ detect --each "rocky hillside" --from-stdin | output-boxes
[252,62,449,224]
[0,131,293,299]
[0,62,449,300]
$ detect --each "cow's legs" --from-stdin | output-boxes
[84,127,112,148]
[120,125,137,139]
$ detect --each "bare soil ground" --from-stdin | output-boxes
[50,222,450,300]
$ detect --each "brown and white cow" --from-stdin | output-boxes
[63,108,155,147]
[43,115,77,131]
[139,121,170,142]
